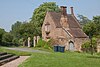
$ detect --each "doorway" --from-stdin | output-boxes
[68,41,75,51]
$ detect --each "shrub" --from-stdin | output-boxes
[82,41,91,53]
[19,38,24,46]
[82,37,97,53]
[36,38,53,50]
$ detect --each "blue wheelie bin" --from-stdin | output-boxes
[59,46,65,52]
[54,45,59,52]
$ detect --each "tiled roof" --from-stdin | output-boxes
[67,28,88,38]
[67,14,81,28]
[48,12,61,28]
[48,12,81,28]
[47,11,87,38]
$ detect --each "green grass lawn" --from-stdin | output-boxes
[0,46,100,67]
[19,51,100,67]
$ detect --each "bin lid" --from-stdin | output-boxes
[54,45,59,46]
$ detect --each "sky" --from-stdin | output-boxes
[0,0,100,32]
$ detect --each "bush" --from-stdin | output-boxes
[81,41,91,53]
[36,38,53,50]
[18,38,24,46]
[82,37,97,53]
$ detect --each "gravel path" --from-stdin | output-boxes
[6,47,49,53]
[1,56,30,67]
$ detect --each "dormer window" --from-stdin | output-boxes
[45,22,50,33]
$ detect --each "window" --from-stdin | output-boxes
[45,23,50,33]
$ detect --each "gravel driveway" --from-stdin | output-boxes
[6,47,49,53]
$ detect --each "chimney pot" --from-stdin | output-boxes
[60,6,67,16]
[70,7,74,15]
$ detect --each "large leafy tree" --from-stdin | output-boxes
[77,14,91,26]
[18,22,35,38]
[83,16,100,36]
[83,22,96,36]
[0,28,6,43]
[11,21,35,46]
[2,32,13,43]
[82,16,100,55]
[30,2,60,36]
[11,21,22,38]
[10,21,22,45]
[93,16,100,35]
[18,22,35,46]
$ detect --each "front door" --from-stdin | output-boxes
[69,41,75,51]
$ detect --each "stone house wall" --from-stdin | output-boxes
[97,40,100,53]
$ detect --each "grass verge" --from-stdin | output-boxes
[0,47,32,56]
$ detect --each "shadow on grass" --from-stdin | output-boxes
[87,56,100,59]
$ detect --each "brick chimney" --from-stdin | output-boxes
[70,7,74,15]
[60,6,67,16]
[60,6,68,28]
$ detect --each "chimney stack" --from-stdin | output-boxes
[60,6,67,16]
[70,7,74,15]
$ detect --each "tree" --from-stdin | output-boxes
[2,32,13,43]
[10,21,36,46]
[18,22,35,46]
[93,16,100,35]
[83,22,96,55]
[83,16,100,36]
[11,21,22,38]
[82,37,97,53]
[30,2,60,36]
[83,22,97,36]
[18,22,34,37]
[10,21,22,45]
[0,28,6,43]
[77,14,91,26]
[82,16,100,55]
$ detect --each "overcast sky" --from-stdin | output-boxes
[0,0,100,32]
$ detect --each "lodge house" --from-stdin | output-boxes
[42,6,89,51]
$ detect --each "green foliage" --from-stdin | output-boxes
[30,2,60,36]
[0,28,6,43]
[18,38,24,45]
[10,21,35,46]
[36,38,53,50]
[36,38,45,47]
[83,22,97,36]
[82,41,90,49]
[93,16,100,35]
[97,52,100,56]
[82,37,97,53]
[2,32,13,43]
[1,32,15,46]
[8,2,60,46]
[77,14,91,26]
[18,22,34,38]
[92,37,97,46]
[82,41,91,53]
[12,37,20,46]
[83,16,100,36]
[11,21,22,38]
